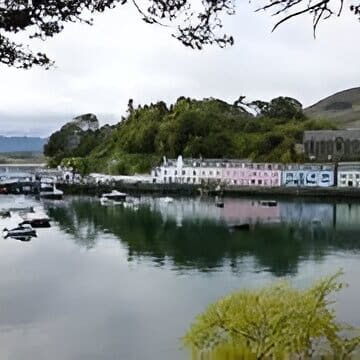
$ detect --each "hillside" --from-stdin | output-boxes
[0,136,46,153]
[45,96,336,175]
[305,87,360,128]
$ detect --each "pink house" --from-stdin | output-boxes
[222,162,282,187]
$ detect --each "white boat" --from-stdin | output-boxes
[100,190,127,204]
[39,182,63,200]
[160,196,174,203]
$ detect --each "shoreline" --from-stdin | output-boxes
[56,183,360,200]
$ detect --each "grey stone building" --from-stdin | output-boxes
[303,130,360,161]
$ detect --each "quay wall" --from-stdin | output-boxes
[57,182,360,199]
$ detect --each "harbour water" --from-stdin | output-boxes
[1,195,360,359]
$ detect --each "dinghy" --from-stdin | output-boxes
[3,224,37,239]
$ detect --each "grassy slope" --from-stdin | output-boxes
[305,87,360,128]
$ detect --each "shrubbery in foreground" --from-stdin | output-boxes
[184,272,360,359]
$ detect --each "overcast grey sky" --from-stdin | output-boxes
[0,2,359,136]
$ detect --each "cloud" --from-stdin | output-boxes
[0,2,359,136]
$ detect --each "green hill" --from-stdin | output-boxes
[45,96,336,175]
[305,87,360,128]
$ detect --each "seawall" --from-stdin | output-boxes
[57,182,360,199]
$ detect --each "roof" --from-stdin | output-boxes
[304,130,360,141]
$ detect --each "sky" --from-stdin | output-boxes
[0,1,359,137]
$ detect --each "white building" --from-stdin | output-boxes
[337,163,360,187]
[152,156,252,185]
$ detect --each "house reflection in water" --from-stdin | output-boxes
[221,199,280,225]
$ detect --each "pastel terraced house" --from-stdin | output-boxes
[153,156,281,186]
[222,162,282,187]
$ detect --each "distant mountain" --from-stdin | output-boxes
[0,136,47,153]
[305,87,360,128]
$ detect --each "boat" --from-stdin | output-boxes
[160,196,174,203]
[100,190,127,204]
[20,212,51,228]
[3,224,37,239]
[259,200,278,207]
[228,223,250,231]
[39,182,63,200]
[215,200,224,208]
[0,210,11,218]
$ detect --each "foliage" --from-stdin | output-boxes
[2,0,359,69]
[60,157,90,176]
[46,96,337,175]
[184,272,360,359]
[0,0,235,68]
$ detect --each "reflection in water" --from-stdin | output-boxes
[45,196,360,277]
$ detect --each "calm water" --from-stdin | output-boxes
[1,195,360,359]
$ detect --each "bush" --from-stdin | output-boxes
[184,272,360,359]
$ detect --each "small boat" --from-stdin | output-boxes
[0,210,11,218]
[229,223,250,231]
[20,212,51,228]
[160,196,174,203]
[259,200,277,207]
[40,182,63,200]
[100,190,127,204]
[3,224,37,239]
[215,201,224,208]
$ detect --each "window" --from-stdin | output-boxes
[356,174,360,179]
[209,171,213,176]
[193,170,196,176]
[202,171,206,176]
[258,179,262,185]
[264,172,268,177]
[216,171,220,176]
[251,179,255,184]
[182,170,186,175]
[234,180,237,184]
[187,177,190,183]
[341,174,346,178]
[175,170,177,175]
[253,172,257,176]
[164,170,167,175]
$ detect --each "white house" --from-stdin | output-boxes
[337,163,360,188]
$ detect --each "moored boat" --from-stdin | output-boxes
[100,190,127,204]
[20,212,51,228]
[259,200,278,207]
[228,223,250,231]
[160,196,174,203]
[215,201,224,208]
[40,182,63,200]
[3,224,37,239]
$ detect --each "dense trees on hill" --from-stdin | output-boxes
[45,95,336,175]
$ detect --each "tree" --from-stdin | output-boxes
[0,0,235,69]
[184,272,360,359]
[1,0,358,69]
